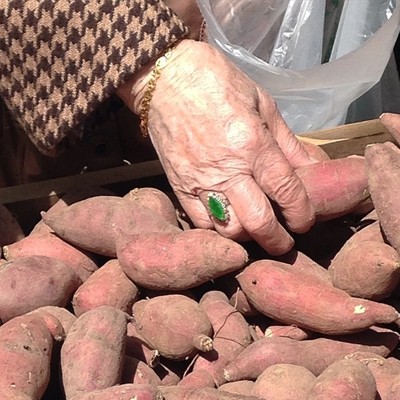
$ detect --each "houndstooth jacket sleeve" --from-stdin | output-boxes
[0,0,188,155]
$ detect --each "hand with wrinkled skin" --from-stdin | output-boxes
[117,40,317,255]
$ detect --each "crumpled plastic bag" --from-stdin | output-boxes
[197,0,400,133]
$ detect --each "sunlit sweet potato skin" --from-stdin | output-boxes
[0,314,53,400]
[60,306,128,399]
[236,259,400,335]
[0,255,81,323]
[117,229,248,290]
[295,157,369,220]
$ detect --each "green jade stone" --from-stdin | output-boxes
[208,195,227,221]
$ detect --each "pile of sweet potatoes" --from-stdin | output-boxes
[2,142,400,400]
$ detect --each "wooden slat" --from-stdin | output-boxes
[298,118,388,144]
[0,160,165,205]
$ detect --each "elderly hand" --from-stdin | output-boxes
[118,40,317,255]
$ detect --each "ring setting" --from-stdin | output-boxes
[207,192,230,222]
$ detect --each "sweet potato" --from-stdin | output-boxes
[0,203,25,245]
[117,229,248,290]
[229,288,260,317]
[345,219,385,245]
[0,314,54,400]
[26,308,65,342]
[30,186,117,235]
[158,386,264,400]
[307,358,377,399]
[387,373,400,400]
[69,383,162,400]
[237,259,400,335]
[126,322,160,367]
[186,291,252,385]
[3,232,99,282]
[345,352,400,400]
[220,327,398,383]
[60,306,128,399]
[365,141,400,254]
[295,157,369,220]
[218,380,255,396]
[121,356,162,386]
[41,195,181,257]
[251,364,316,400]
[264,325,313,341]
[28,305,77,335]
[275,249,332,285]
[72,259,139,316]
[132,294,213,360]
[123,187,179,226]
[329,240,400,300]
[198,291,252,359]
[0,255,81,323]
[178,370,217,389]
[154,360,185,386]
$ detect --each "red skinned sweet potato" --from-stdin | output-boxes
[72,259,139,316]
[121,356,162,386]
[118,229,248,290]
[0,255,81,323]
[345,352,400,400]
[329,240,400,300]
[365,141,400,254]
[178,370,217,389]
[154,360,185,386]
[264,324,313,341]
[237,259,400,335]
[220,327,398,383]
[28,305,77,335]
[60,306,128,399]
[41,195,181,257]
[186,291,252,385]
[307,358,377,399]
[3,232,99,282]
[218,380,255,396]
[275,249,332,285]
[132,294,213,360]
[0,314,54,400]
[295,157,369,221]
[30,186,117,235]
[126,322,160,368]
[123,187,179,227]
[158,386,264,400]
[69,383,162,400]
[251,363,316,400]
[0,203,25,246]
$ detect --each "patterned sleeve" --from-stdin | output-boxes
[0,0,188,155]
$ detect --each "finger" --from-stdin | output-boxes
[380,113,400,145]
[197,191,252,242]
[174,192,214,229]
[256,89,316,168]
[225,177,295,255]
[252,133,315,233]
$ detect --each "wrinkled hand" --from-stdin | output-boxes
[119,40,317,255]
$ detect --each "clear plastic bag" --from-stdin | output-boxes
[197,0,400,133]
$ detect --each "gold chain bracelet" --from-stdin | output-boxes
[139,44,177,137]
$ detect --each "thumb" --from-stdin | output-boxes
[381,112,400,146]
